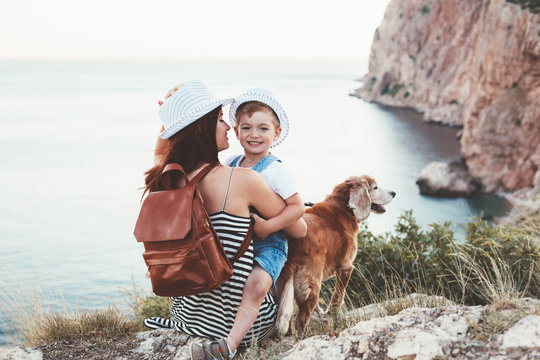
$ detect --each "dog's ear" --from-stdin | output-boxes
[348,179,371,221]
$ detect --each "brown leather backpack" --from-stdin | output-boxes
[134,163,252,297]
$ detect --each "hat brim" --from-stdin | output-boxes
[160,97,234,139]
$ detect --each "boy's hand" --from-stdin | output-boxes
[251,213,273,239]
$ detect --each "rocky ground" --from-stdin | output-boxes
[1,295,539,360]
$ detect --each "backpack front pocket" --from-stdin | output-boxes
[143,247,210,296]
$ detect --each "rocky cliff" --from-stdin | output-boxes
[353,0,540,194]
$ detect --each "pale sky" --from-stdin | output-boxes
[0,0,391,59]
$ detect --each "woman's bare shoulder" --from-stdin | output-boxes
[231,167,265,186]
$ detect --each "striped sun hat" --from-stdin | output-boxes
[229,88,289,148]
[159,80,234,139]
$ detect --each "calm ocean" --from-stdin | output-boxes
[0,58,511,344]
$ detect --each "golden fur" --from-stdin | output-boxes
[275,175,395,336]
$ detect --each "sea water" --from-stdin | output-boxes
[0,58,511,344]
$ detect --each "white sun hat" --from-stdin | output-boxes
[229,88,289,148]
[159,79,234,139]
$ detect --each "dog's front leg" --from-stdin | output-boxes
[328,265,354,311]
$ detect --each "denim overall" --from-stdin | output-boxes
[230,154,288,283]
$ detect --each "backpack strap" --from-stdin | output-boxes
[190,164,217,185]
[162,163,187,176]
[162,163,216,186]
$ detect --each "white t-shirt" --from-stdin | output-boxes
[226,155,298,200]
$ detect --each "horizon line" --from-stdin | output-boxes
[0,55,369,62]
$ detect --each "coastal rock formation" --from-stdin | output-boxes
[416,161,481,197]
[506,170,540,222]
[353,0,540,194]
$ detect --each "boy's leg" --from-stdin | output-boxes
[227,264,273,352]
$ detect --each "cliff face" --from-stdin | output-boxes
[354,0,540,194]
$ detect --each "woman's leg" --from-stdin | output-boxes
[227,264,273,352]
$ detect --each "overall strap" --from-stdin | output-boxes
[252,154,281,174]
[229,155,243,167]
[221,167,235,211]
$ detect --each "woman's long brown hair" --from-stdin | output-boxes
[144,106,221,195]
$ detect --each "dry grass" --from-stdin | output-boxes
[468,306,527,342]
[0,266,140,346]
[237,336,296,360]
[456,249,525,305]
[28,306,140,345]
[119,278,170,325]
[457,208,539,306]
[0,265,66,345]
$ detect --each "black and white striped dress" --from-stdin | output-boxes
[169,211,278,345]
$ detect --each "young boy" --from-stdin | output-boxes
[224,88,307,354]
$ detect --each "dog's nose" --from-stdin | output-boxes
[390,191,396,198]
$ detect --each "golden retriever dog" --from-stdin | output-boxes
[275,175,395,336]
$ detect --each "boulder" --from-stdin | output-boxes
[416,161,480,197]
[0,347,42,360]
[501,315,540,349]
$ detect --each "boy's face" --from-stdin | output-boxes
[234,110,281,157]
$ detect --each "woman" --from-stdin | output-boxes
[143,80,306,359]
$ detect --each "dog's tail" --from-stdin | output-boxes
[275,264,295,338]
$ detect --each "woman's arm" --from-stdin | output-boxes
[251,193,307,239]
[241,170,287,219]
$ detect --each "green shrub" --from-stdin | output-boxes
[321,210,540,309]
[342,211,460,306]
[505,0,540,15]
[381,83,404,97]
[139,296,171,320]
[120,282,171,326]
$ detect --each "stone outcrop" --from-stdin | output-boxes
[353,0,540,194]
[0,347,42,360]
[506,170,540,221]
[501,314,540,349]
[284,306,483,360]
[2,296,539,359]
[416,161,481,197]
[283,297,540,360]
